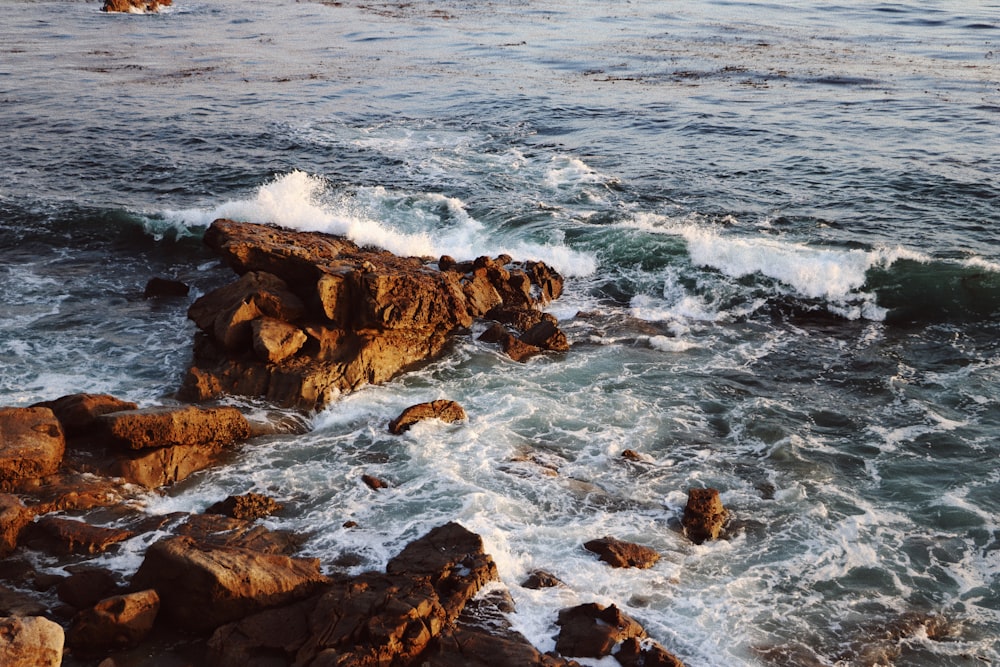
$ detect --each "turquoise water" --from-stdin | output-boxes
[1,1,998,664]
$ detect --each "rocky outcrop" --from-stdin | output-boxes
[131,535,328,633]
[179,219,567,409]
[102,0,172,13]
[555,603,647,658]
[0,407,65,489]
[583,536,660,569]
[388,399,467,434]
[682,487,729,544]
[32,393,137,437]
[206,492,284,520]
[24,516,133,556]
[0,615,64,667]
[97,405,250,450]
[66,589,160,655]
[0,494,33,557]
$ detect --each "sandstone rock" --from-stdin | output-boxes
[526,260,564,303]
[461,268,504,317]
[362,473,389,490]
[175,513,303,555]
[0,615,64,667]
[188,271,306,340]
[31,393,137,437]
[486,306,558,333]
[105,440,230,488]
[501,330,544,362]
[615,636,687,667]
[131,535,328,633]
[521,569,564,590]
[554,602,646,659]
[97,405,251,451]
[143,277,189,298]
[583,536,660,569]
[0,407,65,489]
[0,494,33,557]
[520,319,570,352]
[12,472,132,515]
[26,516,133,556]
[682,487,728,544]
[206,493,284,521]
[388,399,467,435]
[252,317,308,363]
[67,589,160,655]
[102,0,171,12]
[57,569,122,610]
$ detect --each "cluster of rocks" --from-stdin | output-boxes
[0,220,729,665]
[179,219,569,410]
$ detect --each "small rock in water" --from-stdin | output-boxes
[682,487,729,544]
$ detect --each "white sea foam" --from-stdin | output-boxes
[159,171,598,276]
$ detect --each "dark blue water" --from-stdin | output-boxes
[1,1,999,664]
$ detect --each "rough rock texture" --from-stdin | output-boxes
[67,589,160,655]
[682,487,729,544]
[102,0,172,13]
[521,569,565,590]
[0,494,33,557]
[57,569,122,611]
[583,536,660,569]
[31,393,137,437]
[388,399,467,434]
[0,615,64,667]
[179,219,566,409]
[206,493,284,521]
[25,516,133,556]
[554,603,647,659]
[208,522,500,667]
[131,535,328,633]
[0,407,65,489]
[97,405,251,451]
[616,637,687,667]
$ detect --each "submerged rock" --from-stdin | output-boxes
[554,602,647,659]
[388,399,467,434]
[682,487,729,544]
[583,536,660,569]
[102,0,172,13]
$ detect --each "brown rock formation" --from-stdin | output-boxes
[0,407,65,489]
[96,405,250,450]
[554,603,647,659]
[388,399,467,434]
[616,636,687,667]
[31,393,137,437]
[682,487,729,544]
[0,494,33,557]
[25,516,133,556]
[130,535,328,633]
[102,0,172,13]
[583,536,660,569]
[206,492,284,521]
[66,589,160,655]
[179,219,566,409]
[520,569,565,589]
[0,615,64,667]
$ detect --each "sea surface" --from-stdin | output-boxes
[2,1,999,664]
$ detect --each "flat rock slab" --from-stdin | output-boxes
[97,405,251,451]
[583,536,660,569]
[0,407,65,489]
[554,603,647,659]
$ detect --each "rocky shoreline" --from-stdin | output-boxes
[0,221,715,666]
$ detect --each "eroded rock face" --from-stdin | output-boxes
[0,407,65,489]
[388,400,467,435]
[0,495,33,557]
[206,493,284,521]
[554,603,647,659]
[31,393,137,437]
[102,0,172,13]
[681,487,729,544]
[97,405,251,451]
[0,615,64,667]
[180,219,567,409]
[67,589,160,655]
[583,536,660,569]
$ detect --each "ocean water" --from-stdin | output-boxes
[2,1,999,664]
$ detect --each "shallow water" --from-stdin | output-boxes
[1,1,999,664]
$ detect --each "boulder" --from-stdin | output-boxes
[31,393,137,437]
[102,0,171,12]
[0,494,33,557]
[0,407,65,489]
[252,317,307,363]
[205,493,283,521]
[176,512,302,555]
[681,487,728,544]
[520,319,570,352]
[96,405,251,451]
[554,603,646,659]
[130,536,328,633]
[26,516,133,556]
[616,637,687,667]
[0,615,64,667]
[104,439,231,488]
[520,569,564,590]
[388,399,467,435]
[143,277,189,298]
[57,568,122,610]
[583,536,660,569]
[66,589,160,655]
[362,473,389,490]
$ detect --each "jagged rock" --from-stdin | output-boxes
[181,220,565,409]
[0,615,64,667]
[96,405,251,451]
[206,493,284,521]
[616,637,687,667]
[252,317,307,363]
[174,512,303,555]
[526,260,564,303]
[501,330,544,362]
[31,393,137,437]
[26,516,133,556]
[583,536,660,569]
[131,535,328,633]
[486,306,558,334]
[143,277,189,298]
[520,319,570,352]
[362,474,389,490]
[66,589,160,655]
[521,569,564,589]
[102,0,171,12]
[388,399,467,434]
[0,494,33,557]
[57,568,122,610]
[554,602,647,659]
[208,522,499,667]
[682,487,728,544]
[0,407,65,489]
